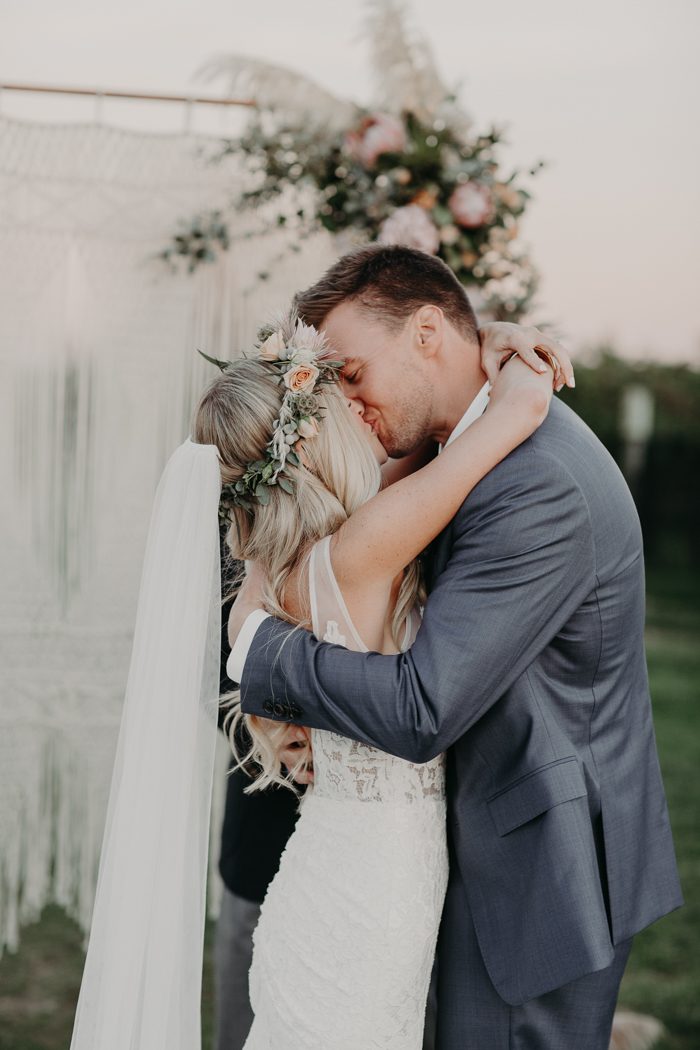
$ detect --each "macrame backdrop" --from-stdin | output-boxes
[0,114,335,957]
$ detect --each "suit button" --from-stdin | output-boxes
[262,700,273,715]
[290,704,303,718]
[273,702,285,718]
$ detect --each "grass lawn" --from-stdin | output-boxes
[615,567,700,1050]
[0,570,697,1050]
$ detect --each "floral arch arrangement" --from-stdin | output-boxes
[164,1,542,321]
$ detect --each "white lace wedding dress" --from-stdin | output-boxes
[238,535,449,1050]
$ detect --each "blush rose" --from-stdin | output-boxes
[284,363,320,393]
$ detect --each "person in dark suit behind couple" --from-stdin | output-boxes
[213,564,304,1050]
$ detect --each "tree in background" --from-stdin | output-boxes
[559,350,700,569]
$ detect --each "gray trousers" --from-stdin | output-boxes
[436,887,633,1050]
[214,888,261,1050]
[214,884,438,1050]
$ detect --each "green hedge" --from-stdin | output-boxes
[558,351,700,568]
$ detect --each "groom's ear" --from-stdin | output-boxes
[413,305,443,360]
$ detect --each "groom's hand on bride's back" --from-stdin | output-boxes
[479,322,575,392]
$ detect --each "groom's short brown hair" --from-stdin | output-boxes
[293,244,479,343]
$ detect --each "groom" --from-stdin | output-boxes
[228,245,682,1049]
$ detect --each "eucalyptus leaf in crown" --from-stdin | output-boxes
[198,314,343,521]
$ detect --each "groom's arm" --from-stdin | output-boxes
[238,445,595,762]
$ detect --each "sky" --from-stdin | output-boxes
[1,0,699,363]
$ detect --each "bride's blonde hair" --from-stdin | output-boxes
[192,356,424,793]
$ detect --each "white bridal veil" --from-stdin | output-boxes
[70,439,222,1050]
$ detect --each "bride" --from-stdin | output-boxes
[191,312,557,1049]
[69,308,560,1050]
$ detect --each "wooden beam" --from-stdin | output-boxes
[0,82,256,107]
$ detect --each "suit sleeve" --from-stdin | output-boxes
[239,447,596,762]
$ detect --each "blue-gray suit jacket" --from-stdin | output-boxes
[239,398,683,1005]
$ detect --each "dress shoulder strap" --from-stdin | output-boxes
[308,535,368,654]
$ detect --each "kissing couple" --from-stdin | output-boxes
[71,244,682,1050]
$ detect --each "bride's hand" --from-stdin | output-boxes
[479,321,574,392]
[487,352,554,433]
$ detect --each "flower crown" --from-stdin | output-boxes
[198,314,343,521]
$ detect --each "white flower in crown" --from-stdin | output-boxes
[297,416,320,439]
[292,319,324,352]
[289,346,317,365]
[259,329,287,360]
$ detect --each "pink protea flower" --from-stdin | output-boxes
[345,113,407,168]
[377,205,441,255]
[448,182,495,228]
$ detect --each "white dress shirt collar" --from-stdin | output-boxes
[441,380,491,450]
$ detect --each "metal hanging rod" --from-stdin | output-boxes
[0,82,256,107]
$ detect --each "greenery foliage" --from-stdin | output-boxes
[162,1,541,319]
[559,351,700,568]
[220,109,540,319]
[160,211,230,272]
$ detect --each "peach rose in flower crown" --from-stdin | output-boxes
[345,113,407,168]
[448,182,495,228]
[284,363,320,393]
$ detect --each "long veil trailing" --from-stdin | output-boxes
[70,438,222,1050]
